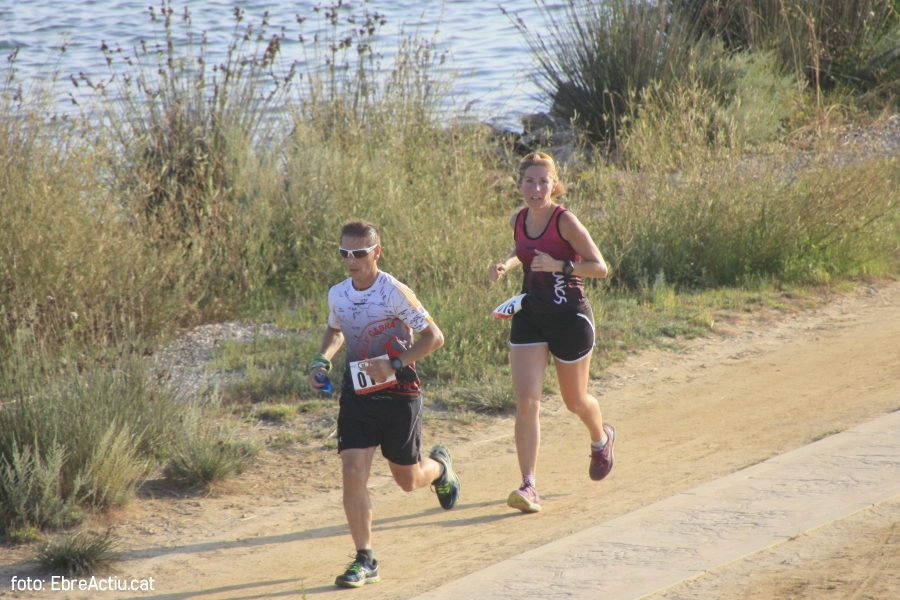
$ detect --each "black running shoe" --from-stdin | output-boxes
[334,558,380,588]
[429,444,460,509]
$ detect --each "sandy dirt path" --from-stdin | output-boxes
[2,280,899,600]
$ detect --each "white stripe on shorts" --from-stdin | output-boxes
[552,312,596,364]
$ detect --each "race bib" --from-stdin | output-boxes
[491,294,526,319]
[349,359,398,395]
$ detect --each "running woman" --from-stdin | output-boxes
[488,151,614,513]
[309,220,460,587]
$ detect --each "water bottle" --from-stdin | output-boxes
[315,371,333,394]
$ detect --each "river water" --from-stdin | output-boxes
[1,0,567,128]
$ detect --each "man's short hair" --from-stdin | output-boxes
[341,220,380,246]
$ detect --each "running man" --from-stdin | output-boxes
[308,219,460,588]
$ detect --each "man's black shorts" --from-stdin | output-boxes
[509,304,595,363]
[337,390,423,465]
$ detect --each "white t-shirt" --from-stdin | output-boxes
[327,271,433,396]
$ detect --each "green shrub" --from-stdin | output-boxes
[5,525,42,544]
[0,333,180,532]
[680,0,900,98]
[0,5,290,353]
[38,529,119,575]
[509,0,704,144]
[0,443,84,534]
[78,424,152,509]
[164,429,258,486]
[622,47,799,170]
[95,3,289,324]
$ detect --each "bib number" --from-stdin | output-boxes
[349,359,398,395]
[491,294,526,319]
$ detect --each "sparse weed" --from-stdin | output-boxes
[451,410,478,426]
[268,432,310,447]
[444,381,516,413]
[740,456,772,470]
[542,378,559,396]
[812,428,845,442]
[311,427,336,441]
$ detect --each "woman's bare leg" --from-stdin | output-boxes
[554,351,604,442]
[510,343,550,478]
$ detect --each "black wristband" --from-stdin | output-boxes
[562,260,575,276]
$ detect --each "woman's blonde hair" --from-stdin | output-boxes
[517,151,566,197]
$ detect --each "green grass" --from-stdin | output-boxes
[211,330,343,404]
[253,404,297,423]
[573,150,900,289]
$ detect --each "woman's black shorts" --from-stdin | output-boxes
[337,390,423,465]
[509,304,595,363]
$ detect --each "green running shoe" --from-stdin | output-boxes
[334,557,380,588]
[429,444,460,509]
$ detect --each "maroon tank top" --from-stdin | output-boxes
[514,206,587,313]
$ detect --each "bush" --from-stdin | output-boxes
[680,0,900,98]
[0,4,291,353]
[38,529,119,575]
[509,0,704,145]
[620,46,800,170]
[164,429,258,486]
[5,525,42,544]
[0,443,84,534]
[0,333,180,532]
